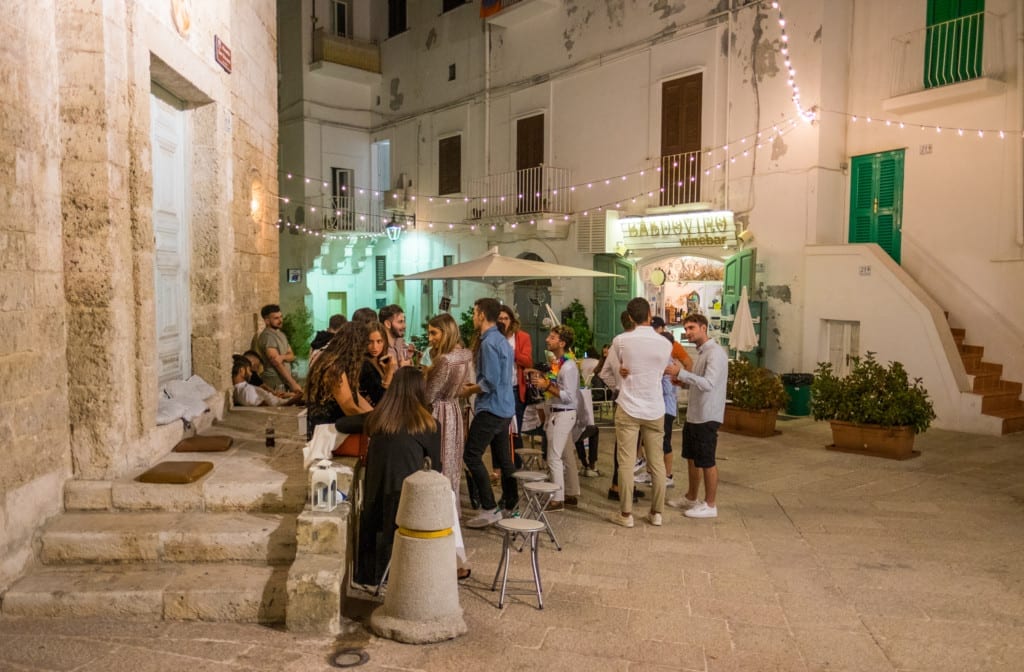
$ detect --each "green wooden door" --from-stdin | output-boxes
[849,150,904,263]
[722,248,761,365]
[925,0,984,89]
[592,254,635,349]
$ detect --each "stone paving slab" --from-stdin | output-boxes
[2,419,1023,670]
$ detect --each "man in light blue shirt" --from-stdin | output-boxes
[665,313,728,519]
[462,297,517,528]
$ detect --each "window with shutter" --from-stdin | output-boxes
[924,0,984,89]
[438,135,461,196]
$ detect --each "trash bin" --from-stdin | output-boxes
[781,373,814,416]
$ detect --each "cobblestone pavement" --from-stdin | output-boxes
[2,417,1022,671]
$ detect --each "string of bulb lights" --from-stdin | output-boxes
[274,120,802,241]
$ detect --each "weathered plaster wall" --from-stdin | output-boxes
[846,0,1024,385]
[0,0,70,593]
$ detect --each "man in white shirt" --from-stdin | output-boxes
[599,298,672,528]
[231,358,291,407]
[665,313,728,519]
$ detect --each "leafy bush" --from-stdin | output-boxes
[810,352,936,434]
[458,308,477,348]
[727,359,788,410]
[281,304,314,359]
[561,299,595,358]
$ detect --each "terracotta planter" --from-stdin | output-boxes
[721,405,779,437]
[828,420,919,460]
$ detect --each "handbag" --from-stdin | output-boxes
[524,381,546,405]
[333,432,369,462]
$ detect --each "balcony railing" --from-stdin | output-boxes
[311,28,380,74]
[315,193,384,234]
[654,150,720,207]
[467,165,572,219]
[889,12,1002,98]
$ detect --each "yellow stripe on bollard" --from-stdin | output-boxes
[396,526,452,539]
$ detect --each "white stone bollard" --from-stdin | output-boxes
[369,467,467,644]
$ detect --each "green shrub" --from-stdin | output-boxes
[561,299,595,358]
[727,359,788,410]
[281,304,314,359]
[810,352,936,434]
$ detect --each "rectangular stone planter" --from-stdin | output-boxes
[828,420,919,460]
[721,405,779,437]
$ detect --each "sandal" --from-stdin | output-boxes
[457,568,472,581]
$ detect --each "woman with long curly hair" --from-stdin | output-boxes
[304,320,373,440]
[359,320,397,408]
[338,366,441,587]
[424,313,473,495]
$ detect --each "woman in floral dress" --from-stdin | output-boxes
[424,313,473,494]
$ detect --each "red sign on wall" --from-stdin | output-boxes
[214,35,232,74]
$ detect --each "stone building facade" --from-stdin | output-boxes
[0,0,279,591]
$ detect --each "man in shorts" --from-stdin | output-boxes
[665,313,728,518]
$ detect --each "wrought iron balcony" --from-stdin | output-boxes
[653,150,721,208]
[889,12,1003,98]
[311,28,381,75]
[466,165,572,219]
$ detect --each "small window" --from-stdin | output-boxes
[438,135,461,196]
[330,167,354,230]
[332,0,350,38]
[448,64,456,81]
[442,0,466,12]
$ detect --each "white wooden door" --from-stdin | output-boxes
[150,91,191,386]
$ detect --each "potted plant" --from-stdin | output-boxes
[780,372,814,416]
[722,359,788,437]
[810,352,936,460]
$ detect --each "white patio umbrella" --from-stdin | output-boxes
[728,286,759,356]
[398,246,615,292]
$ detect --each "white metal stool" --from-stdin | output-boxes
[491,517,545,609]
[510,470,547,516]
[521,481,562,551]
[518,447,544,471]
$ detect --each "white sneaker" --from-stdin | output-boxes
[648,512,662,526]
[634,471,652,485]
[465,508,503,528]
[665,474,675,488]
[609,513,635,528]
[684,502,718,519]
[668,495,702,510]
[633,458,647,473]
[583,468,600,478]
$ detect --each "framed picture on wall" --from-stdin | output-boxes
[287,268,302,283]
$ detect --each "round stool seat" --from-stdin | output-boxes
[497,517,545,533]
[512,470,547,482]
[524,481,559,494]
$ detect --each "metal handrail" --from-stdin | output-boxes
[466,165,572,218]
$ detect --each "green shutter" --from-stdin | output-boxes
[849,150,904,264]
[925,0,984,89]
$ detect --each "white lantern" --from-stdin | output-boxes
[310,459,338,512]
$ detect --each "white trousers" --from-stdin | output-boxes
[544,408,580,501]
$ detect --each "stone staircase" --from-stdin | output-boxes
[0,406,350,631]
[951,327,1024,435]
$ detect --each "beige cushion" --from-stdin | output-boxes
[136,461,214,484]
[173,435,233,453]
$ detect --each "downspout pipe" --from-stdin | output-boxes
[1016,3,1024,246]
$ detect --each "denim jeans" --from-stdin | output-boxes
[464,411,515,511]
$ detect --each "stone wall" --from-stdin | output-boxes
[0,0,278,593]
[0,0,70,594]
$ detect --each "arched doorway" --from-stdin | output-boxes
[512,252,550,365]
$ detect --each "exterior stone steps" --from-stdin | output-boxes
[64,450,307,514]
[1,563,287,622]
[39,512,297,566]
[951,324,1023,435]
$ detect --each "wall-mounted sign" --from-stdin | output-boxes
[215,35,232,74]
[616,210,736,249]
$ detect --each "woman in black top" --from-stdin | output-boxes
[339,367,441,586]
[359,320,397,408]
[304,321,373,439]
